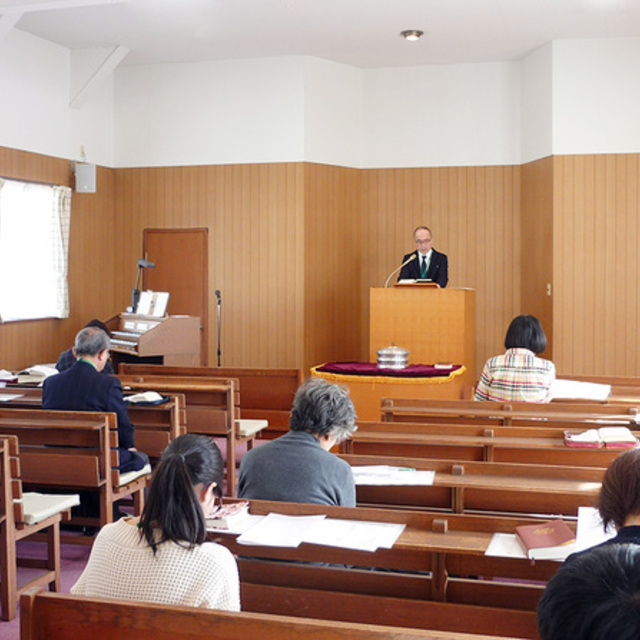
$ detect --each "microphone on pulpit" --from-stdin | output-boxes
[384,254,416,288]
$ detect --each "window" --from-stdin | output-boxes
[0,178,71,322]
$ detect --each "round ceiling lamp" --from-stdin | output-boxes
[400,30,424,42]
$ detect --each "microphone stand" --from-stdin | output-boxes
[215,290,222,367]
[384,254,417,288]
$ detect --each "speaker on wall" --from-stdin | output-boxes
[74,162,96,193]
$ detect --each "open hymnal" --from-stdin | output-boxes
[206,501,251,531]
[564,426,638,449]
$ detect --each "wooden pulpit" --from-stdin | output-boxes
[369,286,476,380]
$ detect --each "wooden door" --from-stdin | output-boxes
[143,228,208,365]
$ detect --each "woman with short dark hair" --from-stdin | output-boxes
[474,314,555,402]
[72,434,240,610]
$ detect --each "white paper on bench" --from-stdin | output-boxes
[550,379,611,401]
[237,513,326,547]
[0,393,24,402]
[236,513,405,552]
[303,518,406,551]
[351,465,435,486]
[484,532,574,561]
[575,506,616,552]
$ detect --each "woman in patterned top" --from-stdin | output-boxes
[72,434,240,610]
[474,314,555,403]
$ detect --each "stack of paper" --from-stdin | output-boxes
[230,512,406,552]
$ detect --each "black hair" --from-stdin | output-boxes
[85,318,111,338]
[537,544,640,640]
[597,448,640,530]
[504,314,547,354]
[138,434,223,554]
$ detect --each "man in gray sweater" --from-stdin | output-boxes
[238,378,357,506]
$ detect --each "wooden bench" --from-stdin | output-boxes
[342,420,629,467]
[210,499,556,638]
[0,408,150,543]
[0,435,78,621]
[119,364,303,436]
[0,387,187,462]
[19,587,513,640]
[118,374,255,495]
[381,397,640,428]
[339,453,601,515]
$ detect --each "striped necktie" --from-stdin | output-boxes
[420,255,428,278]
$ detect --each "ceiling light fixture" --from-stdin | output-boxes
[400,30,424,41]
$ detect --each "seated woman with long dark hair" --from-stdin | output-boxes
[72,434,240,610]
[474,314,555,402]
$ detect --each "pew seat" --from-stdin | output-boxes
[0,435,78,621]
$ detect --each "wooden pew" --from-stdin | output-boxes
[117,374,250,495]
[19,588,513,640]
[0,436,77,621]
[0,408,150,543]
[119,363,303,436]
[342,420,628,467]
[339,453,601,515]
[0,387,187,462]
[210,500,554,638]
[381,397,640,428]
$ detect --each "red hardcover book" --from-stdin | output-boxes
[515,519,576,560]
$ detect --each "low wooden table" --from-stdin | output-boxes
[311,364,468,421]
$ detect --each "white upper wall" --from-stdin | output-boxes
[362,62,521,168]
[520,43,553,163]
[303,57,363,167]
[114,57,306,167]
[552,38,640,156]
[0,29,114,166]
[2,29,640,169]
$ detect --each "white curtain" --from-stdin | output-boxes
[0,179,72,321]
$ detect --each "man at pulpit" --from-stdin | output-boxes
[397,225,448,287]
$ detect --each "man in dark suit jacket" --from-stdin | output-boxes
[398,225,448,287]
[43,326,147,473]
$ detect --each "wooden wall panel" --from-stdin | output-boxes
[0,147,117,370]
[521,156,554,358]
[361,165,521,376]
[554,154,640,375]
[114,164,305,370]
[303,163,364,374]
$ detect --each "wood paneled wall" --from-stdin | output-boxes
[361,166,522,376]
[521,156,554,358]
[8,145,640,378]
[0,147,117,370]
[114,164,306,370]
[553,154,640,375]
[303,164,364,372]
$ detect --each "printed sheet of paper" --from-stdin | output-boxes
[303,518,405,552]
[575,506,616,552]
[0,393,24,402]
[351,465,435,486]
[236,513,326,547]
[550,379,611,401]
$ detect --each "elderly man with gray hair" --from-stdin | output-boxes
[43,326,148,474]
[238,378,357,506]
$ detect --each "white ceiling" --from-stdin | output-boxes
[3,0,640,68]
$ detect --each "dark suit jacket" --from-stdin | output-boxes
[43,360,141,470]
[398,249,448,287]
